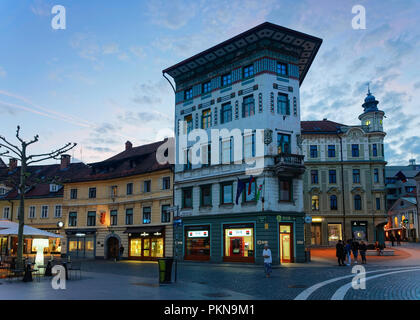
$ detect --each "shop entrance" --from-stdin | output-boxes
[279,223,294,263]
[107,237,119,260]
[223,223,255,263]
[184,226,210,261]
[129,236,164,260]
[311,223,322,245]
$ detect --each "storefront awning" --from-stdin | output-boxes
[124,226,164,234]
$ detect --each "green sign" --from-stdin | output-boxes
[403,219,409,224]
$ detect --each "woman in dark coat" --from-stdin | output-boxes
[336,240,345,266]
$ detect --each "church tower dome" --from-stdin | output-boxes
[358,85,385,133]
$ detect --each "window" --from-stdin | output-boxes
[279,179,292,202]
[277,133,291,154]
[310,145,318,158]
[376,198,381,210]
[184,115,193,134]
[162,177,170,190]
[184,88,193,100]
[41,205,48,218]
[329,170,337,184]
[243,64,254,78]
[372,144,378,157]
[405,186,415,193]
[221,73,232,87]
[200,185,212,207]
[330,195,338,210]
[144,180,151,193]
[88,187,96,199]
[221,139,232,164]
[311,170,319,184]
[354,195,362,210]
[69,212,77,227]
[125,208,133,225]
[352,144,359,157]
[374,169,379,183]
[54,205,62,218]
[277,62,288,76]
[184,148,192,170]
[110,210,118,226]
[277,93,290,115]
[328,145,336,158]
[221,103,232,124]
[161,205,171,223]
[243,180,256,202]
[3,207,10,219]
[353,169,360,183]
[70,188,78,199]
[201,109,211,129]
[87,211,96,226]
[202,81,211,94]
[126,183,133,195]
[182,187,193,208]
[202,144,211,167]
[143,207,151,224]
[29,206,36,219]
[242,95,255,118]
[311,195,319,211]
[0,188,5,195]
[244,134,255,159]
[110,185,118,198]
[221,182,233,204]
[50,184,60,192]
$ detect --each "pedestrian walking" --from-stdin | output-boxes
[345,240,352,266]
[263,244,272,277]
[119,245,124,261]
[390,233,395,246]
[396,233,401,246]
[359,241,367,264]
[351,240,359,264]
[336,240,345,266]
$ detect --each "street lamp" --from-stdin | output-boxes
[166,205,180,282]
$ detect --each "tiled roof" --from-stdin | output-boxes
[0,158,5,168]
[301,120,345,134]
[0,162,88,199]
[68,140,171,183]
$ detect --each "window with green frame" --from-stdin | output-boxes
[279,178,292,202]
[182,187,193,208]
[200,184,212,207]
[220,182,233,204]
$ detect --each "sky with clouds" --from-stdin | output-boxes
[0,0,419,165]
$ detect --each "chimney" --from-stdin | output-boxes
[60,154,71,170]
[323,118,327,121]
[125,141,133,151]
[9,158,17,171]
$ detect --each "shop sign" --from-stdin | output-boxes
[276,215,282,222]
[304,216,312,224]
[188,231,208,238]
[227,229,252,237]
[257,240,268,245]
[140,232,149,237]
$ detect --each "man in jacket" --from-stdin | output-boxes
[336,240,345,266]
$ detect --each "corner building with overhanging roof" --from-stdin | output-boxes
[163,22,322,264]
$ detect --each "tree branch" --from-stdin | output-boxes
[0,136,22,156]
[0,143,21,158]
[27,143,77,164]
[26,134,39,146]
[15,125,24,144]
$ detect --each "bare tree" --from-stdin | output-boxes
[0,126,76,269]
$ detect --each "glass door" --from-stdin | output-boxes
[279,223,294,263]
[142,238,150,257]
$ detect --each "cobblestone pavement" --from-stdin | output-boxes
[1,242,420,299]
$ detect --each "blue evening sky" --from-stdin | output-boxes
[0,0,419,165]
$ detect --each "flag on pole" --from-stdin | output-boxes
[256,179,265,201]
[236,178,245,205]
[248,175,255,195]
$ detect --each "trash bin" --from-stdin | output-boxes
[157,258,173,284]
[305,248,311,262]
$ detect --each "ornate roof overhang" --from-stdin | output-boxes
[162,22,322,86]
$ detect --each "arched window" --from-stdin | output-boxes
[311,195,319,211]
[330,195,338,210]
[354,195,362,210]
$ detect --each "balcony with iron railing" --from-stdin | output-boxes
[273,153,305,176]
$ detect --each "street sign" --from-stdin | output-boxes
[166,206,179,212]
[403,219,409,224]
[304,216,312,224]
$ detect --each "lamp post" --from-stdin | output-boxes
[167,205,180,282]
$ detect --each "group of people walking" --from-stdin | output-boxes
[336,239,367,266]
